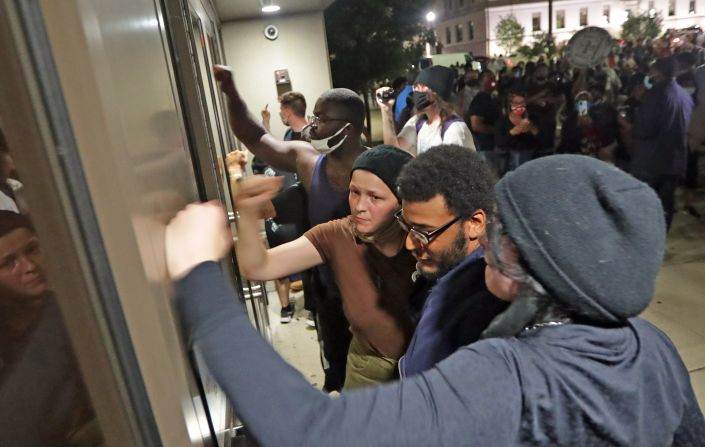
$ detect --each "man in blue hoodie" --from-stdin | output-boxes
[167,155,705,446]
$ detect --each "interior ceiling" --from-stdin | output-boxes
[214,0,335,22]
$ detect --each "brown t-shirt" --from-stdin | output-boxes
[305,217,416,358]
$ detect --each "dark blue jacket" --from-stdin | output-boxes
[632,79,693,180]
[399,250,508,378]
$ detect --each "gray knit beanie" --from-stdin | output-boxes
[495,155,665,322]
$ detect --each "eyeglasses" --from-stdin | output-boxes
[394,209,460,246]
[307,114,348,127]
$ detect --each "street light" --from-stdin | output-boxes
[424,12,436,57]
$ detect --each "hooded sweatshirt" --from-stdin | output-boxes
[176,262,705,446]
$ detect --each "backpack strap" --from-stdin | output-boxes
[415,116,426,134]
[441,114,464,139]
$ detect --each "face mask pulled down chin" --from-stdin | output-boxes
[308,124,350,154]
[413,91,434,111]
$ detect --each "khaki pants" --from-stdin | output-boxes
[343,334,398,390]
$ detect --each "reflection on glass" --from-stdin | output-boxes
[0,129,104,446]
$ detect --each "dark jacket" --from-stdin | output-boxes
[176,262,705,446]
[631,79,694,180]
[399,251,508,378]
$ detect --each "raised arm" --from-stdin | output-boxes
[213,65,314,172]
[234,176,322,280]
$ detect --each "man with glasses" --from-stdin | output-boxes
[214,65,367,392]
[395,144,510,377]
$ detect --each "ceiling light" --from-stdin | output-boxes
[261,0,280,13]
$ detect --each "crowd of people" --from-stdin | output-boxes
[380,38,704,229]
[157,38,705,443]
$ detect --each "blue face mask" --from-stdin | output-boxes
[643,76,653,90]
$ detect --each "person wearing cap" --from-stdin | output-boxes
[377,65,475,155]
[231,145,416,389]
[167,155,705,445]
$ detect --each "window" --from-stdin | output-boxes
[556,10,565,28]
[532,12,541,31]
[446,27,451,44]
[603,5,610,23]
[456,24,464,42]
[458,0,465,7]
[669,0,676,15]
[445,0,452,11]
[468,21,475,40]
[580,8,588,26]
[690,0,696,13]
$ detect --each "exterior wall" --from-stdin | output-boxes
[221,12,332,140]
[486,0,628,55]
[433,0,705,57]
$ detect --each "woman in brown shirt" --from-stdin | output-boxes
[234,145,416,389]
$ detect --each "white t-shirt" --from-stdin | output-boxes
[398,115,476,155]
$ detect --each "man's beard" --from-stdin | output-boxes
[415,230,468,281]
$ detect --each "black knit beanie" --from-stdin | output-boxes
[414,66,456,102]
[495,155,665,323]
[351,145,413,200]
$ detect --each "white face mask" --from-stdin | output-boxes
[684,86,696,95]
[309,123,350,154]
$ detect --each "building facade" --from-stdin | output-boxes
[433,0,705,56]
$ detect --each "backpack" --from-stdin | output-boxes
[415,114,464,139]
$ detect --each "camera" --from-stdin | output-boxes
[264,24,279,41]
[376,89,395,101]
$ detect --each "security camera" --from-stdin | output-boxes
[264,24,279,41]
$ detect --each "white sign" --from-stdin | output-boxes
[565,27,613,68]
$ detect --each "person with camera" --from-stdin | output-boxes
[377,65,475,155]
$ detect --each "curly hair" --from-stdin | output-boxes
[397,144,495,218]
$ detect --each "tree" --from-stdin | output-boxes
[325,0,433,138]
[621,11,662,41]
[517,32,556,59]
[495,15,525,55]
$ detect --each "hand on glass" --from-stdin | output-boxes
[165,201,232,279]
[213,65,236,96]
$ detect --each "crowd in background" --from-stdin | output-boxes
[384,31,705,229]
